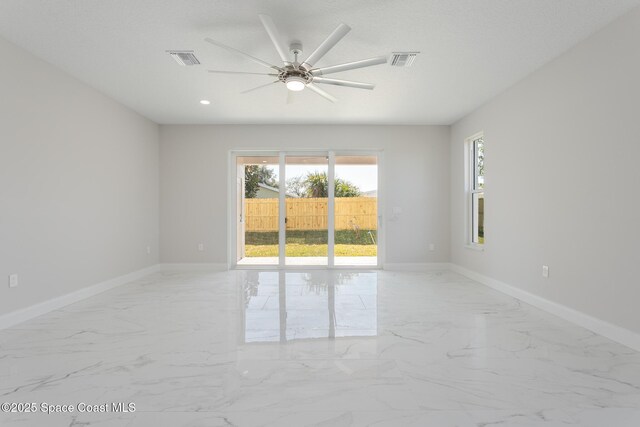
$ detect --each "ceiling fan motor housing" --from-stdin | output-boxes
[280,67,312,91]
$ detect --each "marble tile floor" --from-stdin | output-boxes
[236,256,378,266]
[1,269,639,426]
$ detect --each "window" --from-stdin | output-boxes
[467,134,484,246]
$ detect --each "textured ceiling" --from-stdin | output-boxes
[1,0,638,124]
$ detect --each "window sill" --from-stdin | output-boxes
[465,244,484,252]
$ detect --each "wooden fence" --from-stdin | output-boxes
[245,197,377,231]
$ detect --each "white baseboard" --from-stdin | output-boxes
[159,263,228,272]
[450,264,640,352]
[0,264,161,330]
[384,262,452,271]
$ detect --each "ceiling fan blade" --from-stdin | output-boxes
[258,14,292,66]
[208,70,279,76]
[301,23,351,69]
[306,83,337,103]
[241,80,280,94]
[311,56,388,76]
[204,37,282,71]
[312,77,375,90]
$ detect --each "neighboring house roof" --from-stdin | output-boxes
[257,183,298,198]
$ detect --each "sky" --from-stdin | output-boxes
[265,164,378,192]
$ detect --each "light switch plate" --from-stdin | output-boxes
[542,265,549,278]
[9,274,18,288]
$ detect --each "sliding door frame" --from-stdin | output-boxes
[228,149,384,270]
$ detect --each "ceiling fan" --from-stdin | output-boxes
[204,14,391,103]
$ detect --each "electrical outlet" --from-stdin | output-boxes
[9,274,18,288]
[146,246,151,254]
[542,265,549,278]
[198,243,204,252]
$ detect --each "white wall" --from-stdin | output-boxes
[159,125,450,266]
[451,8,640,334]
[0,36,159,316]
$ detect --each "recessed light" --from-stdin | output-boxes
[200,100,211,105]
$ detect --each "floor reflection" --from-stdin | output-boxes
[239,271,378,343]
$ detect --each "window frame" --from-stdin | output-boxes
[465,132,485,250]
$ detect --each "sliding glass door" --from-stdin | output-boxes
[235,154,280,266]
[334,155,378,267]
[234,151,379,268]
[285,155,329,266]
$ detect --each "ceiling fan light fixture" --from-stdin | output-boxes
[204,14,398,102]
[285,76,306,91]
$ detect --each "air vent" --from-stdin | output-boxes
[390,52,419,67]
[167,50,200,66]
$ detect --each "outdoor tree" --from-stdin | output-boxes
[476,137,485,187]
[245,165,278,198]
[335,179,361,197]
[302,171,361,198]
[285,176,306,198]
[304,171,329,197]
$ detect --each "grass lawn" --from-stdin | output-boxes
[246,230,377,245]
[246,244,377,257]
